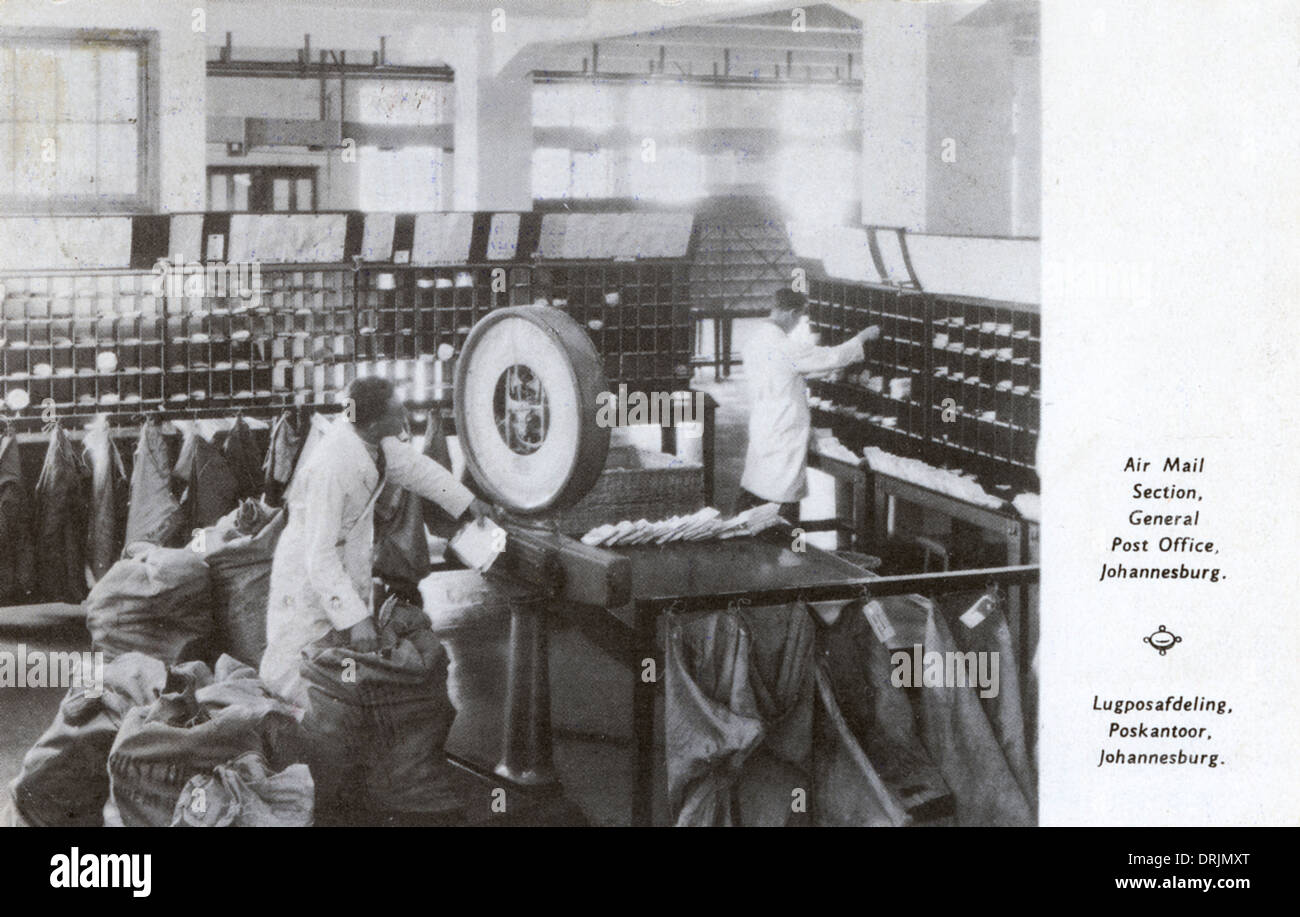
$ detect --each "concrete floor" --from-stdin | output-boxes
[0,368,842,827]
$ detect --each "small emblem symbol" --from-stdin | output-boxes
[1144,625,1182,655]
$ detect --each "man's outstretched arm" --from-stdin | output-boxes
[789,325,880,376]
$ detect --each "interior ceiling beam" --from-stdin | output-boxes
[209,31,453,80]
[595,33,860,54]
[531,69,861,89]
[583,53,855,71]
[624,22,860,37]
[207,60,454,80]
[497,0,801,77]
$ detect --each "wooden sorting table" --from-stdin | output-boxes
[804,448,872,551]
[868,469,1034,676]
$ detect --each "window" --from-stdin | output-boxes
[532,82,617,131]
[359,147,449,211]
[0,29,156,212]
[208,167,317,212]
[531,147,617,200]
[773,144,860,225]
[355,81,454,126]
[354,84,454,211]
[531,79,861,208]
[629,146,705,203]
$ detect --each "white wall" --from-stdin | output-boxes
[473,67,535,211]
[926,6,1016,236]
[858,1,929,231]
[859,1,1040,239]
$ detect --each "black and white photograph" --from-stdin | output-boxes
[0,0,1295,884]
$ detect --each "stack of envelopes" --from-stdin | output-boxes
[580,503,788,548]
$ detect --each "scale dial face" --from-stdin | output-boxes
[454,305,610,514]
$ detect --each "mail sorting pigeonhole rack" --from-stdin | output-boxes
[351,261,694,404]
[1,211,699,425]
[165,265,360,409]
[804,269,1040,494]
[352,263,695,401]
[525,259,695,397]
[1,269,170,412]
[0,264,361,419]
[353,264,514,407]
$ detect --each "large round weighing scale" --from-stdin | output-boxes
[454,305,610,516]
[443,305,628,788]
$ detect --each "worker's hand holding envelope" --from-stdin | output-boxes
[853,325,882,350]
[449,515,508,573]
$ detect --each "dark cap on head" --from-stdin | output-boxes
[347,377,396,427]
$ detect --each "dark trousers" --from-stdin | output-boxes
[732,488,801,525]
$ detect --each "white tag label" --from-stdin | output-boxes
[960,595,992,629]
[862,600,895,644]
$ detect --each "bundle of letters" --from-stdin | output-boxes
[581,504,787,548]
[862,446,1006,510]
[811,433,861,466]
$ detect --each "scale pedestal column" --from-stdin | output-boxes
[495,596,558,787]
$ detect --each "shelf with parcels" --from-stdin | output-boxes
[0,264,359,418]
[802,263,1040,492]
[1,269,170,412]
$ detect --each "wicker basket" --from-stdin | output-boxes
[548,446,707,535]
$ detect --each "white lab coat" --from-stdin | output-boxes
[740,320,866,504]
[260,416,475,709]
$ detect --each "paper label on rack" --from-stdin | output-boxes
[449,517,507,574]
[486,213,521,261]
[862,600,895,644]
[960,595,993,630]
[538,213,568,259]
[170,214,204,265]
[361,213,396,262]
[412,212,473,265]
[227,214,253,262]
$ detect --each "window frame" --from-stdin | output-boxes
[207,165,319,213]
[0,27,159,215]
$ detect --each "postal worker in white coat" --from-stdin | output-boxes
[260,377,490,710]
[737,288,879,521]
